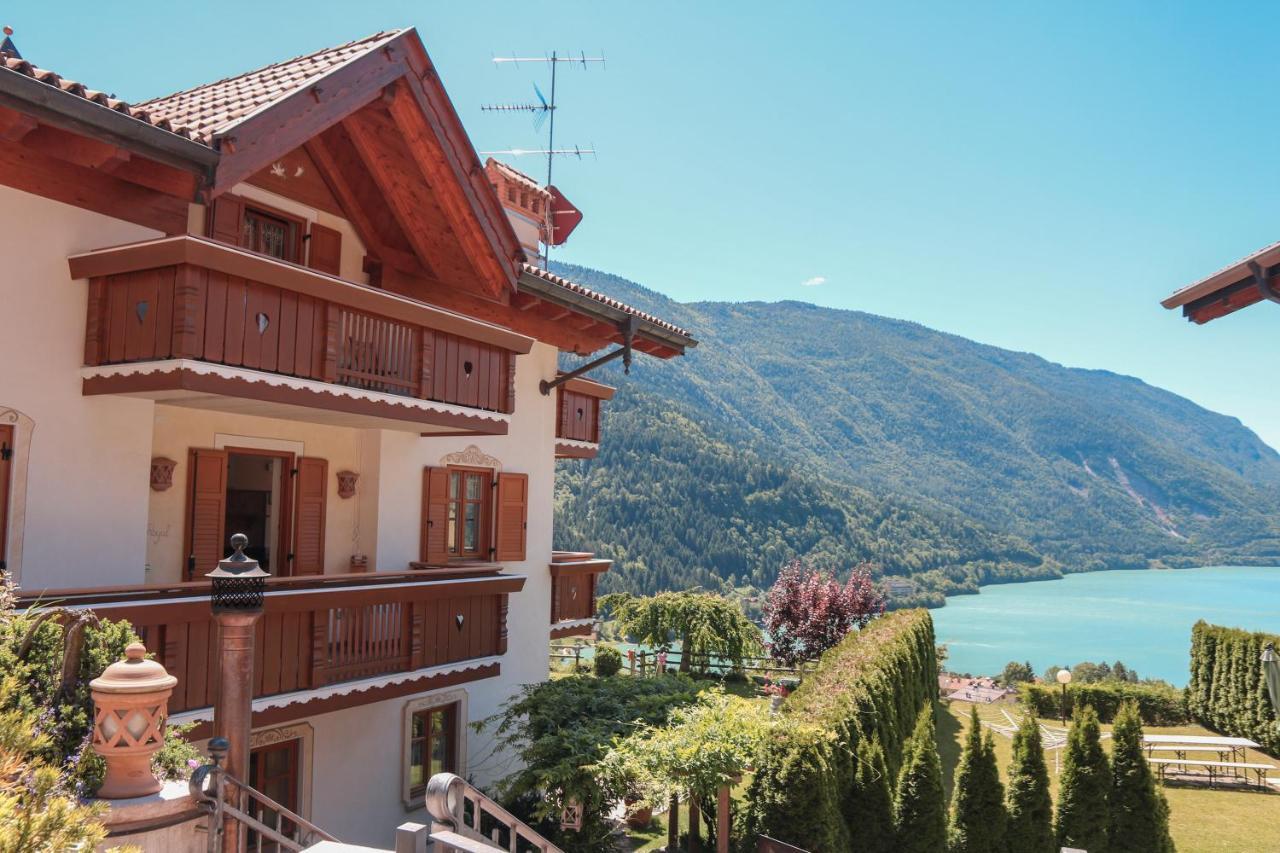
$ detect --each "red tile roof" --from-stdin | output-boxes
[135,30,404,145]
[0,30,404,148]
[520,263,692,338]
[0,52,203,141]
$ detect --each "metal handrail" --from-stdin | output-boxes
[424,772,561,853]
[191,738,338,853]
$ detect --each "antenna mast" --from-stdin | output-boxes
[486,50,604,268]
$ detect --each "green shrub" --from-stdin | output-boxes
[1018,680,1187,726]
[1187,621,1279,753]
[737,610,937,851]
[594,645,622,677]
[478,674,699,853]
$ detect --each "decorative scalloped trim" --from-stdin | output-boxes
[82,360,510,423]
[555,438,599,450]
[167,656,502,725]
[553,617,597,629]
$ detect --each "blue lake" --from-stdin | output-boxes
[929,565,1280,686]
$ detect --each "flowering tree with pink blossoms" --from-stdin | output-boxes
[763,559,886,667]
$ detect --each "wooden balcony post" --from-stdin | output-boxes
[171,264,207,359]
[321,302,339,383]
[419,331,435,399]
[505,352,517,414]
[309,612,327,689]
[497,595,509,656]
[410,601,427,669]
[84,277,108,366]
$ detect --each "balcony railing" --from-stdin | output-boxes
[550,551,611,636]
[69,236,532,429]
[19,569,523,714]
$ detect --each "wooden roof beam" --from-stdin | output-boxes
[385,80,515,299]
[341,108,474,287]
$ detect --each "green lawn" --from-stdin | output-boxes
[942,700,1280,853]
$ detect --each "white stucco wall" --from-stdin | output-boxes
[0,185,161,589]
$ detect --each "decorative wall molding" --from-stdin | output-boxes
[438,444,503,470]
[150,457,177,491]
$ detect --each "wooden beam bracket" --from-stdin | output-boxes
[539,317,635,395]
[1248,261,1280,305]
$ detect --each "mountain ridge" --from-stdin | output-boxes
[551,262,1280,603]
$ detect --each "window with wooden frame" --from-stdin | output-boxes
[407,703,458,798]
[0,425,12,571]
[421,467,527,565]
[243,206,301,262]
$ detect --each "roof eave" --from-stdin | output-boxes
[517,268,697,355]
[1162,242,1280,310]
[0,65,218,180]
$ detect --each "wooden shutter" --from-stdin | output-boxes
[184,448,228,580]
[494,472,528,562]
[307,223,342,275]
[210,194,244,247]
[0,425,11,570]
[292,457,327,575]
[421,466,450,564]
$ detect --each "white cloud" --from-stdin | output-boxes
[801,276,827,287]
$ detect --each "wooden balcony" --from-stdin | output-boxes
[19,569,524,725]
[549,550,611,638]
[68,236,534,434]
[555,376,615,459]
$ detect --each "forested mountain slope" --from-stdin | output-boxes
[551,263,1280,601]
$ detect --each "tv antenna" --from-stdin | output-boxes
[485,50,604,268]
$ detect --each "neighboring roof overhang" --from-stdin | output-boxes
[558,374,617,400]
[517,265,697,357]
[1162,240,1280,324]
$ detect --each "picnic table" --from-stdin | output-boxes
[1143,734,1258,765]
[1143,734,1271,789]
[1149,758,1274,790]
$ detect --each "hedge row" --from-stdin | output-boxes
[1187,621,1279,753]
[1018,681,1188,726]
[736,609,938,851]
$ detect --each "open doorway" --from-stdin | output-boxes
[185,447,327,580]
[225,449,292,575]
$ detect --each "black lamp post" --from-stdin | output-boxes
[206,533,269,853]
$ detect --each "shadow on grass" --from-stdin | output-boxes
[936,699,965,805]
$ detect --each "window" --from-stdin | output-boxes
[447,468,491,558]
[0,424,11,571]
[243,207,299,262]
[408,703,457,797]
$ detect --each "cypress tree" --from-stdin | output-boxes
[1107,701,1174,853]
[1055,704,1110,853]
[893,707,947,853]
[848,735,895,853]
[1005,712,1054,853]
[947,706,1006,853]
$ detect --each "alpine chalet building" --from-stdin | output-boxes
[0,28,694,844]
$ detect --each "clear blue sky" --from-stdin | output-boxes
[15,3,1279,447]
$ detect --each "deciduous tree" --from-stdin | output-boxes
[1107,701,1174,853]
[947,705,1006,853]
[1005,712,1054,853]
[599,591,762,673]
[1055,704,1110,853]
[762,559,885,668]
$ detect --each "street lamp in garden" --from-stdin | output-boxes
[1262,643,1280,719]
[1056,668,1073,725]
